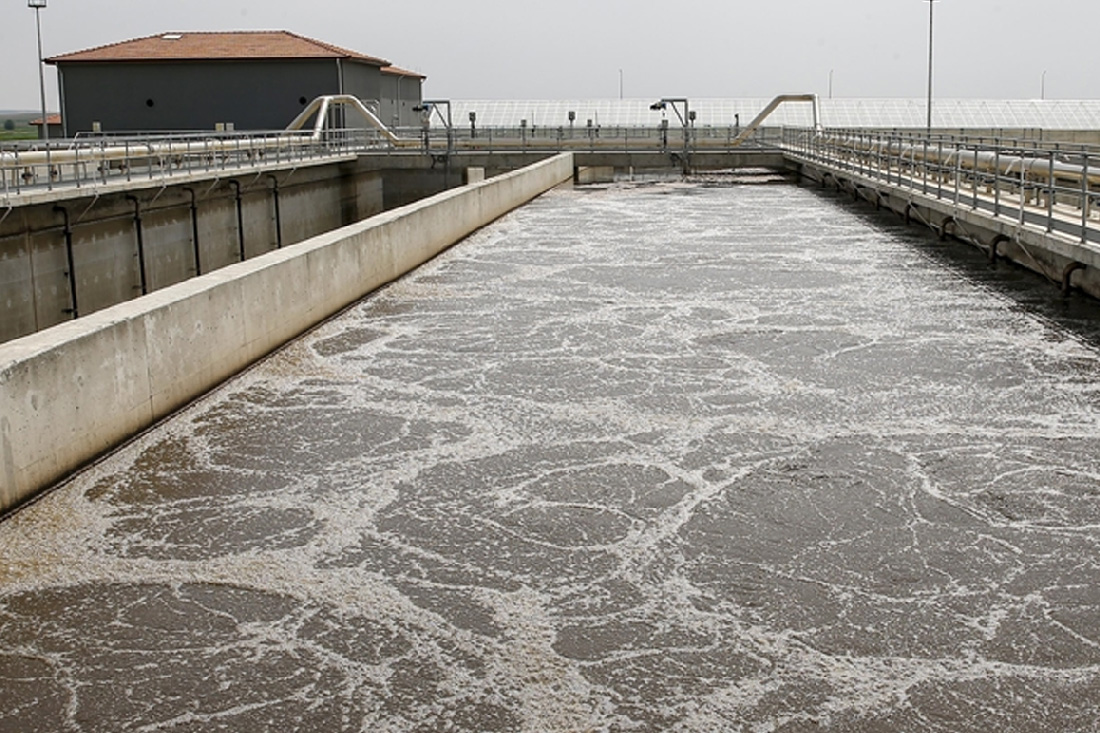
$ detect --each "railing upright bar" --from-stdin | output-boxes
[1047,150,1055,233]
[972,147,979,210]
[922,139,929,195]
[1082,153,1089,244]
[994,145,1001,217]
[936,141,943,200]
[1019,151,1026,229]
[954,142,962,208]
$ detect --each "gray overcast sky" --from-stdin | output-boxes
[1,0,1096,111]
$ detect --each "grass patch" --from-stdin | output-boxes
[0,112,42,141]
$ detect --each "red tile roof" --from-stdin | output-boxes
[30,114,62,125]
[381,65,426,80]
[46,31,390,66]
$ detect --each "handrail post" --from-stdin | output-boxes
[993,144,1001,217]
[876,132,883,181]
[972,147,979,210]
[886,134,892,185]
[1018,149,1026,229]
[922,138,929,195]
[1046,150,1055,233]
[936,141,943,199]
[954,142,962,208]
[1081,153,1090,243]
[2,150,10,201]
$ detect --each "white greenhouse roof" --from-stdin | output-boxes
[449,98,1100,130]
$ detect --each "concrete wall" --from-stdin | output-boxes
[0,153,574,514]
[0,163,384,344]
[575,166,616,184]
[382,168,467,210]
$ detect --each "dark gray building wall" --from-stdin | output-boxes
[57,60,341,134]
[36,123,64,139]
[340,61,382,107]
[379,74,423,128]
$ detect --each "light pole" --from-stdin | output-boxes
[29,0,48,139]
[829,69,834,100]
[1041,70,1047,100]
[29,0,52,187]
[619,69,623,100]
[924,0,937,134]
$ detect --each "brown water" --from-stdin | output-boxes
[2,179,1100,731]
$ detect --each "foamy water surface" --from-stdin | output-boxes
[2,179,1100,731]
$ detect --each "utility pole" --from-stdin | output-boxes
[29,0,52,188]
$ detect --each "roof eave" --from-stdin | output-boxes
[46,55,390,66]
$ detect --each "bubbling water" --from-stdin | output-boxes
[2,179,1100,731]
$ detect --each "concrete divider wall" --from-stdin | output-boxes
[0,164,388,345]
[0,152,574,513]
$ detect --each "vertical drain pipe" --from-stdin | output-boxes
[125,195,149,296]
[54,205,79,319]
[228,179,246,262]
[183,187,202,276]
[267,174,283,249]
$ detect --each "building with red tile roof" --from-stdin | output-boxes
[47,31,425,134]
[29,114,63,140]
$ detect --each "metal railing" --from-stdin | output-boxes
[440,124,782,154]
[1,128,390,204]
[782,127,1100,245]
[1,124,781,205]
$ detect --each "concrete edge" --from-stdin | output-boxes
[0,152,574,513]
